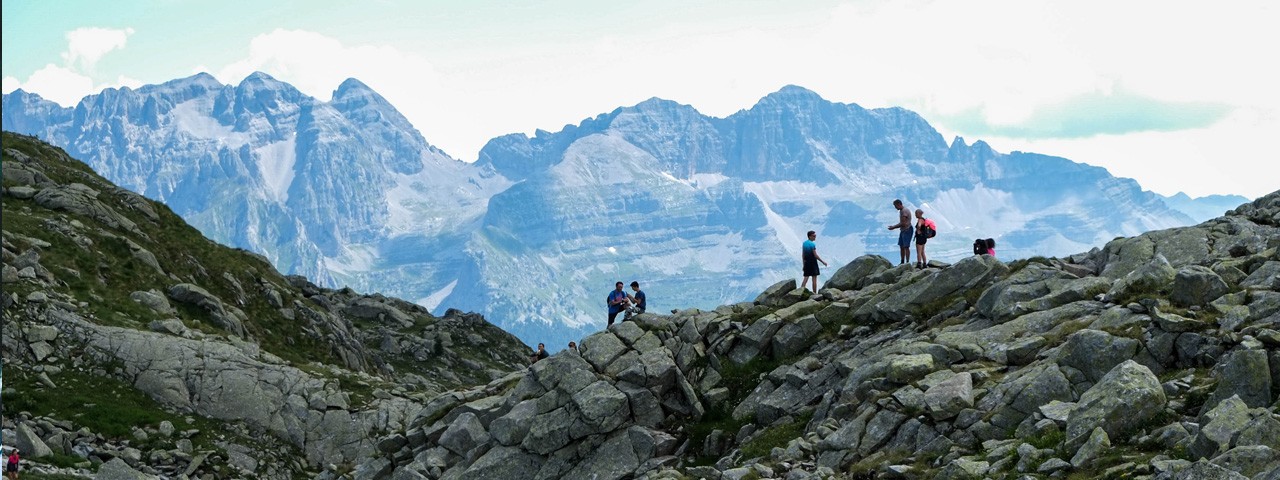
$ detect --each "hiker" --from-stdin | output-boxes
[973,238,996,257]
[567,341,578,352]
[625,281,646,319]
[887,199,913,265]
[915,209,937,268]
[529,343,549,363]
[801,230,828,293]
[5,448,17,480]
[607,281,629,326]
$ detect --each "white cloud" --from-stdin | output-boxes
[5,64,143,106]
[4,26,138,106]
[2,76,20,93]
[62,27,135,71]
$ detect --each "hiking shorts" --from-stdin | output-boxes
[916,234,928,246]
[897,227,914,248]
[803,258,820,277]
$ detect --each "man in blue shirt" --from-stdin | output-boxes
[607,281,628,326]
[802,230,828,293]
[625,281,646,320]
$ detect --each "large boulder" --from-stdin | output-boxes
[1171,266,1231,307]
[824,255,893,291]
[874,255,1009,322]
[771,314,823,358]
[924,372,973,420]
[14,423,53,458]
[94,458,152,480]
[1066,360,1166,446]
[570,380,630,434]
[438,412,490,456]
[1210,445,1280,478]
[460,446,545,480]
[755,279,799,307]
[1200,348,1273,415]
[1055,329,1139,383]
[1190,395,1280,460]
[975,264,1074,322]
[1108,254,1177,300]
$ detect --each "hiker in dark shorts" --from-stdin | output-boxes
[914,209,937,268]
[801,230,828,293]
[607,281,629,326]
[5,449,17,480]
[625,281,646,320]
[887,199,913,265]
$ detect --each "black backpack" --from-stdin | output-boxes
[973,238,988,255]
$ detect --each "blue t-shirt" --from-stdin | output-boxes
[802,240,817,260]
[608,290,628,314]
[632,290,646,311]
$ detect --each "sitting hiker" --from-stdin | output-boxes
[625,281,646,319]
[529,343,549,363]
[974,238,989,256]
[985,238,996,258]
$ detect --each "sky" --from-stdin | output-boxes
[3,0,1276,199]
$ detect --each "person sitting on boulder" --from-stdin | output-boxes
[529,343,549,363]
[625,281,646,320]
[567,341,578,352]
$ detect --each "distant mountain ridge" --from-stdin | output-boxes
[1,76,1241,347]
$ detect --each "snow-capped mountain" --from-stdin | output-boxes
[1,78,1234,347]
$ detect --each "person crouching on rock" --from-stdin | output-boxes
[625,281,646,320]
[607,281,629,326]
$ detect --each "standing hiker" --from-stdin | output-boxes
[914,209,937,268]
[607,281,629,326]
[887,199,913,265]
[802,230,828,293]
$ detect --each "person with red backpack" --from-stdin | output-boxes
[914,209,937,269]
[5,448,18,480]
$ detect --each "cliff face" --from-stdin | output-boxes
[358,191,1280,479]
[0,133,529,478]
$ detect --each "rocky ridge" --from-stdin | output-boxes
[1,132,530,478]
[358,191,1280,479]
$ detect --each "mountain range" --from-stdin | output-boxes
[0,74,1248,347]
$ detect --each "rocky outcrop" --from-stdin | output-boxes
[1,134,531,479]
[353,190,1280,480]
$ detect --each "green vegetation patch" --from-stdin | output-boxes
[1,367,212,447]
[739,412,812,460]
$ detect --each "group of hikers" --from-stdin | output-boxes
[528,199,999,361]
[804,198,997,290]
[528,281,646,364]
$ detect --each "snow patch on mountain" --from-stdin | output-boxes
[417,280,457,311]
[171,98,248,145]
[254,136,297,202]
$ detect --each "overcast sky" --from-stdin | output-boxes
[3,0,1276,198]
